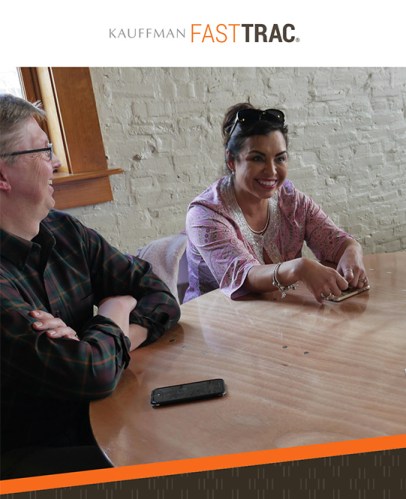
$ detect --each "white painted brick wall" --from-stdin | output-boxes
[66,68,406,256]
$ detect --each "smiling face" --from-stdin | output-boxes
[0,117,61,225]
[227,131,288,209]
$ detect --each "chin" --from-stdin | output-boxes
[41,201,54,218]
[48,195,56,208]
[259,189,277,199]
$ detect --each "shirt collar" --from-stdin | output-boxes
[0,220,55,269]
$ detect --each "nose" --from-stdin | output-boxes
[265,158,277,175]
[51,154,62,173]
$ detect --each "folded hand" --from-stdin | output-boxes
[29,310,80,341]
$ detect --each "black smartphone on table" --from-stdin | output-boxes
[150,378,226,407]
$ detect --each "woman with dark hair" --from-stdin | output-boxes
[184,102,368,303]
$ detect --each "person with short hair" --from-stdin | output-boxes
[0,94,181,478]
[185,102,368,303]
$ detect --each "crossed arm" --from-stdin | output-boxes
[1,212,181,401]
[29,295,148,351]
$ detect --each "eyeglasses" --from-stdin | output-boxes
[227,109,285,143]
[0,143,53,162]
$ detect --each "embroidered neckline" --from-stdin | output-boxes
[221,176,282,264]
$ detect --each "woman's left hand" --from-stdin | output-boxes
[336,241,368,288]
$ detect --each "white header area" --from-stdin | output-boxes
[4,0,405,66]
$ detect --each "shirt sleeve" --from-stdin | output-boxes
[186,204,259,298]
[0,280,131,401]
[300,193,353,263]
[76,218,181,345]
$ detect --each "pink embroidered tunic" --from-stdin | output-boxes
[184,175,352,302]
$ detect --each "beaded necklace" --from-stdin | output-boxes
[246,206,270,235]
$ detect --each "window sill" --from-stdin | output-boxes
[53,168,123,210]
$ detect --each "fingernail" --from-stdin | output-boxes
[48,330,56,336]
[34,322,43,327]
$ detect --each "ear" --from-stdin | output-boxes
[0,161,12,193]
[225,149,235,174]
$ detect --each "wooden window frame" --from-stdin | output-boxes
[19,67,122,209]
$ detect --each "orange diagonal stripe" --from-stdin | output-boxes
[1,434,405,495]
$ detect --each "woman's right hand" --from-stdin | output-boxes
[294,258,349,303]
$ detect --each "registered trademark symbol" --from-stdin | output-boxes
[296,37,300,42]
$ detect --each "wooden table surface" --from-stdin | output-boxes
[90,252,406,466]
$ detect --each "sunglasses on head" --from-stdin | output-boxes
[227,108,285,143]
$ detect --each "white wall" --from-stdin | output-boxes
[66,68,406,255]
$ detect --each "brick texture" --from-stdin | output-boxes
[65,68,406,255]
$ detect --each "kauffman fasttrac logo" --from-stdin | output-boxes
[108,23,300,43]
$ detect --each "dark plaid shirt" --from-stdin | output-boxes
[0,210,180,453]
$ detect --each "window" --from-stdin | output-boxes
[8,68,122,209]
[0,67,23,97]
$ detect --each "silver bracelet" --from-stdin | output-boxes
[272,262,298,299]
